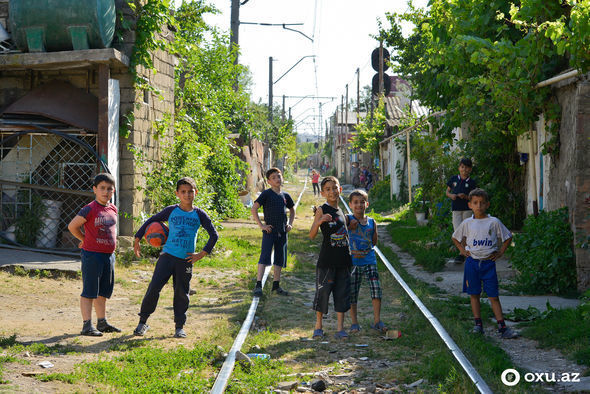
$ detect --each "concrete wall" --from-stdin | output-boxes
[526,75,590,291]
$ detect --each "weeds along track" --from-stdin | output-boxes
[211,178,308,393]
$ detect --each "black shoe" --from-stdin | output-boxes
[253,287,263,297]
[133,323,149,336]
[81,325,103,337]
[97,320,121,333]
[174,328,187,338]
[272,286,289,296]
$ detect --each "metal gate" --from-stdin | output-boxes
[0,126,104,251]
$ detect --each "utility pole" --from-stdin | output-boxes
[356,67,360,125]
[282,95,285,121]
[230,0,240,91]
[268,56,273,122]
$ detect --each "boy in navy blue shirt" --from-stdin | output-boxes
[446,158,477,263]
[132,177,218,338]
[251,167,295,297]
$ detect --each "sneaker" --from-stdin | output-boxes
[334,330,349,340]
[80,325,103,337]
[133,323,149,336]
[350,323,361,333]
[272,286,289,296]
[97,320,121,333]
[471,325,484,334]
[500,327,519,339]
[312,329,324,339]
[370,321,387,333]
[189,288,197,296]
[253,287,263,297]
[174,328,187,338]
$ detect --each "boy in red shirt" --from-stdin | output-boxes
[68,173,120,336]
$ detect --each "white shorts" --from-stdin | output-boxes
[452,210,472,231]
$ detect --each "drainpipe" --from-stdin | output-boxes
[535,69,580,88]
[529,130,539,216]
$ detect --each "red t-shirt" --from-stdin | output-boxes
[312,173,320,183]
[77,200,118,253]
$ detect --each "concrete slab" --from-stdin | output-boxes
[486,295,580,313]
[0,247,80,272]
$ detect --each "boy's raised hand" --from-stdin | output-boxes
[186,250,207,263]
[320,213,333,223]
[133,238,141,258]
[348,217,359,230]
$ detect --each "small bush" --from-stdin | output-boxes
[511,208,576,295]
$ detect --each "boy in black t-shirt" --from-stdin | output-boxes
[251,168,295,297]
[446,158,477,263]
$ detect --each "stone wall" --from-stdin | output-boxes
[534,74,590,291]
[113,0,176,235]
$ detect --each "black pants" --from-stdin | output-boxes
[312,182,320,195]
[138,253,192,328]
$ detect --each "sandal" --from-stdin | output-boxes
[371,321,387,333]
[312,329,324,339]
[350,323,361,333]
[334,330,349,340]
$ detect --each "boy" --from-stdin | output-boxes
[347,190,386,333]
[309,176,352,339]
[251,167,295,297]
[446,158,477,263]
[68,173,120,336]
[132,177,218,338]
[452,188,518,339]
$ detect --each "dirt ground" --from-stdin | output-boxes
[1,178,588,392]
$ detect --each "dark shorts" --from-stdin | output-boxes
[463,257,499,297]
[80,250,115,299]
[258,232,288,267]
[313,266,351,314]
[350,264,382,304]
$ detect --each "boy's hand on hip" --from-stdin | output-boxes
[78,240,84,249]
[488,251,502,261]
[133,238,141,258]
[450,193,457,200]
[460,248,471,257]
[261,224,273,233]
[457,193,468,199]
[186,251,207,263]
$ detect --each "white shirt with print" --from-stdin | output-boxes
[452,215,512,260]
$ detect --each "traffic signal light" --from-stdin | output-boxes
[371,47,391,96]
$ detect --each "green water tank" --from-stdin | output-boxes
[9,0,116,52]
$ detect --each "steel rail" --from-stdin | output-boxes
[210,177,308,394]
[339,195,493,394]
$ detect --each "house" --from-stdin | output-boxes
[0,0,175,249]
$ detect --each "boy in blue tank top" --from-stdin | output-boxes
[132,177,218,338]
[347,190,387,333]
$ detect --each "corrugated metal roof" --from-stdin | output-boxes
[334,111,366,124]
[383,95,429,127]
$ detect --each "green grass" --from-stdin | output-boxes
[386,212,454,272]
[518,307,590,368]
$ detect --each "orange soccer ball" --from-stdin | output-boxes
[144,222,168,247]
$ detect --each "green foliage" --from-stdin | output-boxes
[368,176,403,213]
[351,98,387,157]
[511,208,576,295]
[378,0,590,228]
[14,191,46,246]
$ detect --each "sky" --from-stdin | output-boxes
[177,0,427,138]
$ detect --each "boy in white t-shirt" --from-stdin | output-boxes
[452,188,518,339]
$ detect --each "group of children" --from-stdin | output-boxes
[68,158,517,340]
